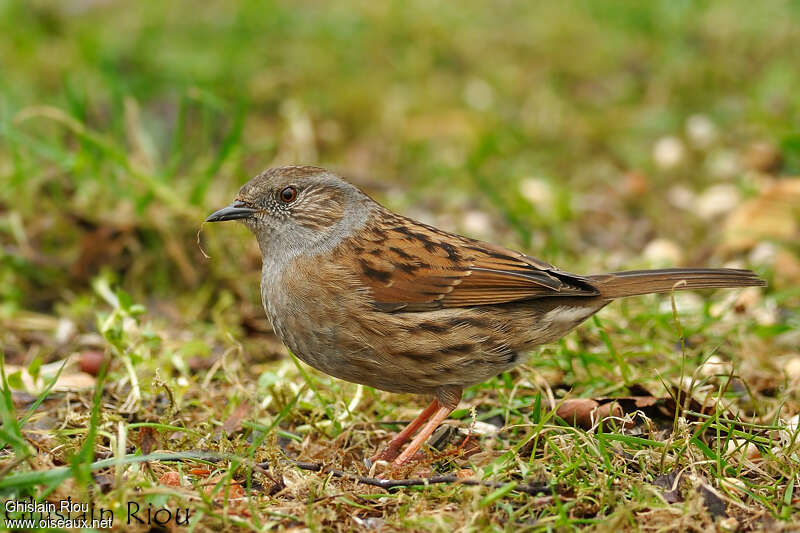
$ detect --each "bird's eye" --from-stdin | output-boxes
[279,186,297,203]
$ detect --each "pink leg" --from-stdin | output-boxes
[393,403,456,465]
[371,399,439,463]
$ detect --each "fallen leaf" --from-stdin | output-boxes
[698,484,728,519]
[556,399,600,429]
[137,426,160,455]
[50,373,96,391]
[221,400,251,435]
[652,470,683,504]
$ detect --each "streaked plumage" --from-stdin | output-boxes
[206,165,765,465]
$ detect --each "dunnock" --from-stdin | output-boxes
[206,166,765,465]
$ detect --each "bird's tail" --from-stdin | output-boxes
[588,268,765,299]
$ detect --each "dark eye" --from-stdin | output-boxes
[279,186,297,203]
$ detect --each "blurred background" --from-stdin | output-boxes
[1,0,799,396]
[2,2,800,526]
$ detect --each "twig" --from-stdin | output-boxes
[265,460,554,497]
[124,451,555,499]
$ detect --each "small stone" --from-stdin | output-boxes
[79,351,106,376]
[733,286,763,314]
[55,318,77,345]
[722,477,746,492]
[469,421,500,436]
[643,239,683,267]
[780,415,800,446]
[122,316,138,335]
[462,210,491,237]
[787,415,800,434]
[719,516,739,532]
[667,185,694,209]
[686,115,716,149]
[519,177,554,211]
[752,298,778,326]
[658,292,704,315]
[463,78,494,111]
[695,184,740,219]
[726,439,760,459]
[698,355,732,378]
[722,260,746,270]
[785,357,800,381]
[653,136,686,169]
[748,242,778,266]
[352,516,386,529]
[679,376,696,391]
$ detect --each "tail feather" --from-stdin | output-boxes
[589,268,765,299]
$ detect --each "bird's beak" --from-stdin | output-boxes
[205,201,257,222]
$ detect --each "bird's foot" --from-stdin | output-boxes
[364,445,402,469]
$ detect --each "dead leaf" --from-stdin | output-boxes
[12,391,38,409]
[50,372,96,391]
[652,470,684,504]
[93,473,114,494]
[698,484,728,519]
[137,426,160,455]
[220,400,251,436]
[556,399,600,429]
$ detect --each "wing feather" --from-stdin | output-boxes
[337,210,599,312]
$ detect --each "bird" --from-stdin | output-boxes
[206,165,765,466]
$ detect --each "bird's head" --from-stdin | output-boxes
[206,166,371,263]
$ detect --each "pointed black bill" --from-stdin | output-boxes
[205,202,257,222]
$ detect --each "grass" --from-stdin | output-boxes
[1,0,800,530]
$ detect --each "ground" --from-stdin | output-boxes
[1,1,799,531]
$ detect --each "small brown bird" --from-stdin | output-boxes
[206,166,765,465]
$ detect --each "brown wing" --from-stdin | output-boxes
[338,211,599,312]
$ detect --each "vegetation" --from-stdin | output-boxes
[1,1,799,530]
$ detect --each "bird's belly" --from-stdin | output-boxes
[262,279,607,395]
[261,287,417,393]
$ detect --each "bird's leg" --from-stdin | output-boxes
[393,387,462,466]
[393,403,456,465]
[370,399,439,463]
